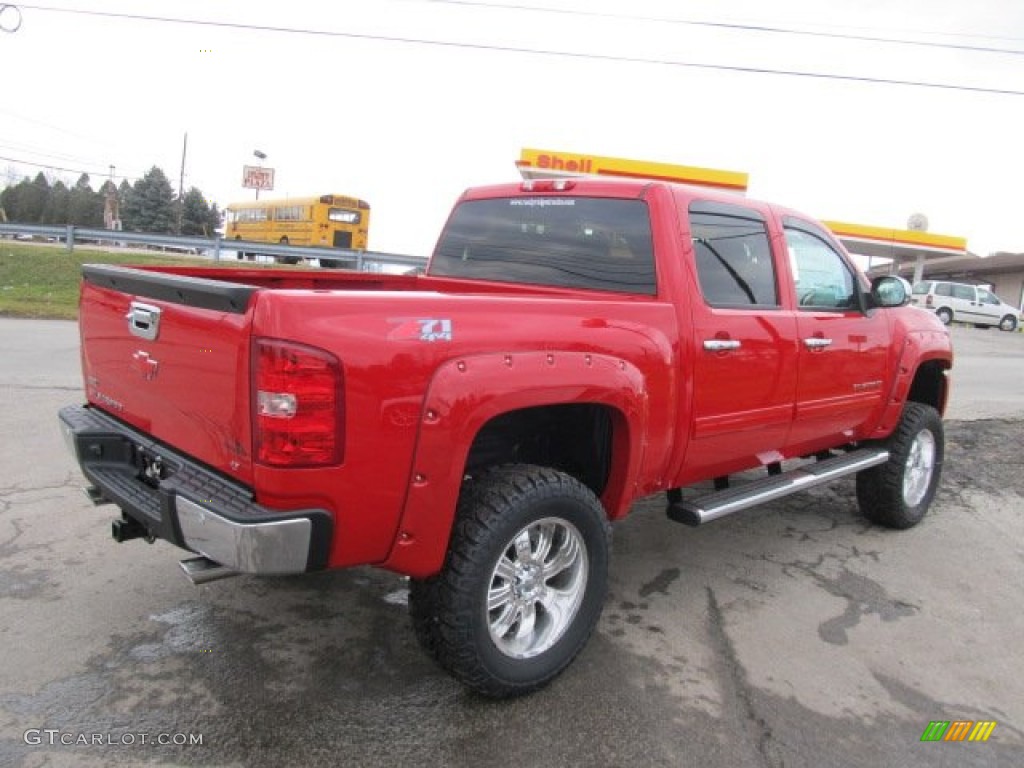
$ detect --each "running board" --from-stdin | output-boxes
[667,448,889,526]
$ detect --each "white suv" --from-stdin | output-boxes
[911,280,1020,331]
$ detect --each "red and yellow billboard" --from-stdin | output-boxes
[517,148,748,192]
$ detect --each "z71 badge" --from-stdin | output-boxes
[389,318,453,342]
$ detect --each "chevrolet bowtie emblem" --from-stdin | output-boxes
[132,350,159,380]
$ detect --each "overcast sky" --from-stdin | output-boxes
[1,0,1022,256]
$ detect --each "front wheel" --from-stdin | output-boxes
[409,465,610,698]
[1000,314,1018,332]
[856,402,944,529]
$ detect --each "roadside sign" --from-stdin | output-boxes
[242,165,275,191]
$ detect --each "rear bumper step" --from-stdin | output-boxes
[59,404,334,576]
[668,448,889,526]
[179,556,238,585]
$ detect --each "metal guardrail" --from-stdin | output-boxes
[0,223,429,272]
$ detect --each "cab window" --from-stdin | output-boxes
[784,227,858,310]
[689,208,778,307]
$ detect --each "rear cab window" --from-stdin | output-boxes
[688,202,778,308]
[429,196,656,294]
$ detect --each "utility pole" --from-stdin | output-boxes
[253,149,267,200]
[176,132,188,234]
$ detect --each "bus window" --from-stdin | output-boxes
[329,208,360,224]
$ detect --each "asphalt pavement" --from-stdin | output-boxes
[0,318,1022,768]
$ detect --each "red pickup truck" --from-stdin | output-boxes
[60,178,952,697]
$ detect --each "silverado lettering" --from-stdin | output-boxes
[60,178,953,697]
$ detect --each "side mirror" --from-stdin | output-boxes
[870,275,911,308]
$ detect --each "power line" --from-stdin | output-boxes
[0,140,140,172]
[0,154,142,183]
[0,106,120,147]
[15,3,1024,97]
[414,0,1024,55]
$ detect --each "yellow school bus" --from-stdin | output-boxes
[225,193,370,264]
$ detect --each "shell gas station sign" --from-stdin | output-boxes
[517,148,748,193]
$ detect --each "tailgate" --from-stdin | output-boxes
[79,265,258,485]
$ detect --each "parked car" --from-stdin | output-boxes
[911,280,1020,331]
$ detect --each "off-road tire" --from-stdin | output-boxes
[856,402,943,529]
[408,464,610,698]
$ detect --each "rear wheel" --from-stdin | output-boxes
[935,307,953,325]
[856,402,943,529]
[1000,314,1018,332]
[408,465,610,698]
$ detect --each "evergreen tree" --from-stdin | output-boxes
[0,181,19,222]
[42,180,70,225]
[117,179,135,230]
[67,173,104,227]
[13,173,50,223]
[1,165,218,232]
[180,187,222,236]
[126,167,176,233]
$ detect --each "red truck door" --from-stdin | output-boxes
[779,217,890,452]
[678,200,800,481]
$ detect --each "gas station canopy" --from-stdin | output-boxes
[517,148,748,193]
[823,221,967,283]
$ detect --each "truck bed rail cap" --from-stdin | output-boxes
[83,264,257,314]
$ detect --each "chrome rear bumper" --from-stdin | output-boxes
[59,404,332,575]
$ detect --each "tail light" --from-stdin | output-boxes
[520,179,576,192]
[926,295,933,307]
[253,338,344,467]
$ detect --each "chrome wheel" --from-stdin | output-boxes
[411,465,609,697]
[902,428,936,507]
[487,517,588,659]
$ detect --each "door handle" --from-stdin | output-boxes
[803,337,833,349]
[703,339,742,351]
[126,302,161,341]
